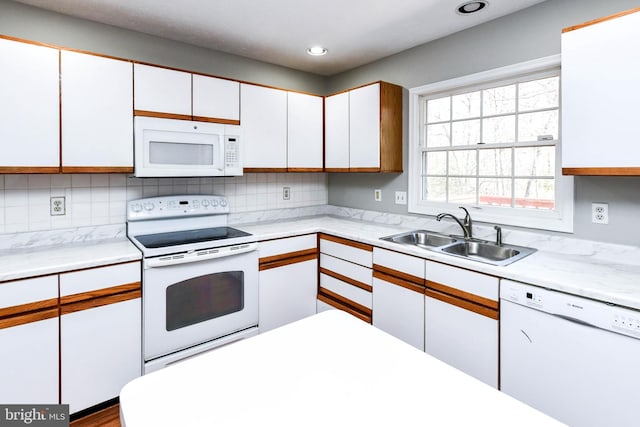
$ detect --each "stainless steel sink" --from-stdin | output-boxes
[380,230,459,248]
[380,230,536,266]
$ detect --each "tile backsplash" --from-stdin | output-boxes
[0,173,328,234]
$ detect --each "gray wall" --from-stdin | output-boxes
[326,0,640,245]
[0,0,326,94]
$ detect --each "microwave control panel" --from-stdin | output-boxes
[224,136,241,174]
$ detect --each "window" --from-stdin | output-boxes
[408,55,573,232]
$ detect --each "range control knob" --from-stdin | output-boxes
[211,199,219,207]
[144,202,155,211]
[131,203,142,213]
[219,199,228,207]
[201,199,210,207]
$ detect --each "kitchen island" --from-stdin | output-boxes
[120,310,564,427]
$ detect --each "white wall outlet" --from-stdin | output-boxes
[591,202,608,224]
[395,191,407,205]
[283,187,291,200]
[374,189,382,202]
[50,196,66,216]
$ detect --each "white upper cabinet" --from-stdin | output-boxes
[0,38,59,171]
[192,75,240,123]
[287,92,323,170]
[61,51,133,171]
[324,82,403,173]
[349,83,381,169]
[562,9,640,175]
[240,83,288,169]
[134,63,192,117]
[325,91,350,170]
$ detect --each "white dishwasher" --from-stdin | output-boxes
[500,280,640,427]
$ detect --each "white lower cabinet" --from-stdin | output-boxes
[424,260,499,388]
[259,235,318,333]
[61,299,141,413]
[372,248,425,350]
[0,275,59,404]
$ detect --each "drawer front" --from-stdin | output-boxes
[0,275,58,309]
[373,247,424,282]
[425,260,498,302]
[320,254,372,289]
[259,234,317,258]
[60,262,141,297]
[320,235,372,268]
[320,273,372,309]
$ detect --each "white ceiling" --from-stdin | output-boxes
[15,0,548,75]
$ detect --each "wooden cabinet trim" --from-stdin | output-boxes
[0,297,59,319]
[425,280,498,310]
[259,251,318,271]
[320,267,373,293]
[61,289,141,315]
[348,167,380,173]
[319,233,373,252]
[60,281,141,306]
[61,166,134,174]
[0,167,60,174]
[562,7,640,33]
[562,167,640,176]
[191,116,240,125]
[426,288,498,320]
[379,81,403,173]
[133,110,192,121]
[0,307,59,330]
[317,289,372,323]
[325,168,350,173]
[287,167,324,173]
[373,270,424,294]
[243,167,288,173]
[372,264,423,286]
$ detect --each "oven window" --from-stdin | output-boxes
[166,271,244,331]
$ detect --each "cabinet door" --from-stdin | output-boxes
[0,38,59,171]
[562,11,640,171]
[425,296,498,388]
[61,298,141,413]
[192,75,240,123]
[373,278,424,350]
[324,91,350,170]
[134,63,191,117]
[287,92,323,170]
[259,259,318,333]
[349,83,380,170]
[240,83,288,169]
[61,51,133,171]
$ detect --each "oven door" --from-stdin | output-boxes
[143,245,258,361]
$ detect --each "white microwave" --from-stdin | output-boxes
[134,116,242,177]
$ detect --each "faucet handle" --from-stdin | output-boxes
[494,225,502,246]
[458,206,471,224]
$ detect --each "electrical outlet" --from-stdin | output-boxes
[50,196,66,216]
[283,187,291,200]
[395,191,407,205]
[592,202,608,224]
[374,189,382,202]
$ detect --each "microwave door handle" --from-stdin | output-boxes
[145,242,258,268]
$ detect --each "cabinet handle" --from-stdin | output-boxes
[426,288,498,320]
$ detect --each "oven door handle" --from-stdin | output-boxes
[145,242,258,268]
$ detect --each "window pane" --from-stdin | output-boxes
[518,76,559,111]
[449,150,477,176]
[452,91,480,120]
[452,119,480,146]
[425,177,446,202]
[482,115,515,144]
[479,178,512,207]
[427,96,450,123]
[514,178,555,210]
[514,146,555,176]
[483,84,516,116]
[448,177,476,204]
[426,123,450,147]
[479,148,512,176]
[518,110,558,142]
[426,151,447,175]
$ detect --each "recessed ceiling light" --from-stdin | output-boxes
[456,1,488,15]
[306,46,328,56]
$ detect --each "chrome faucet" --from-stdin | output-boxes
[436,207,473,239]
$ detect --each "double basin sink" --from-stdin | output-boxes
[380,230,536,266]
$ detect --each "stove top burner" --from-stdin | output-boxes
[134,226,251,249]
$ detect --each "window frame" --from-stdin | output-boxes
[408,55,573,233]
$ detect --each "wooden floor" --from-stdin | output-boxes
[70,404,121,427]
